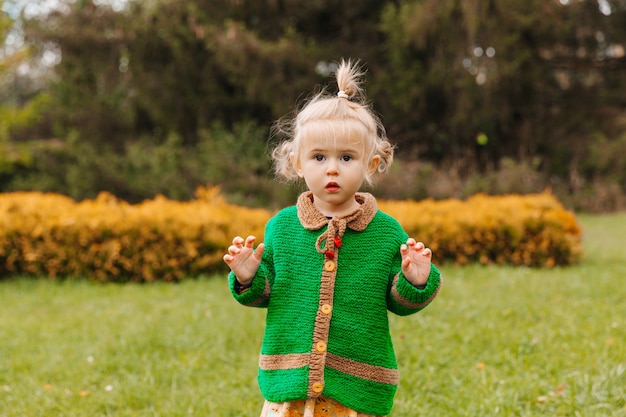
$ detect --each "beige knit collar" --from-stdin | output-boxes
[296,191,378,232]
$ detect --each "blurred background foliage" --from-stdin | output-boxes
[1,0,625,211]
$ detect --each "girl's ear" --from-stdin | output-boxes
[368,155,381,174]
[290,152,304,177]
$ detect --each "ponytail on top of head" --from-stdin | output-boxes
[335,59,365,101]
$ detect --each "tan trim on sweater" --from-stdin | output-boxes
[326,353,399,385]
[391,273,442,309]
[242,278,271,307]
[259,352,398,386]
[259,353,310,370]
[307,260,335,398]
[297,192,378,231]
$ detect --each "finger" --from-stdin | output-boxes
[244,235,256,248]
[400,244,409,256]
[412,241,425,251]
[422,247,432,258]
[223,254,233,263]
[228,245,241,256]
[254,243,265,260]
[232,236,244,247]
[406,238,416,247]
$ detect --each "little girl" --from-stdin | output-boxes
[223,60,442,417]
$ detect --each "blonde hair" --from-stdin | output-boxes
[272,59,394,186]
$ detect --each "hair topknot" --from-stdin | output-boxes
[271,58,395,186]
[335,59,365,100]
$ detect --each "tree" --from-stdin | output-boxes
[6,0,626,207]
[21,0,390,148]
[377,0,626,179]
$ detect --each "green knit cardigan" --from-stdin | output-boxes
[229,192,442,416]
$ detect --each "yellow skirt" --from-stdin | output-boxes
[259,396,382,417]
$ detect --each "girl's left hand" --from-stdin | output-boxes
[400,238,432,287]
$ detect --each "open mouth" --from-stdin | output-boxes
[325,182,340,192]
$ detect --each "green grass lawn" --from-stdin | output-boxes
[1,213,625,416]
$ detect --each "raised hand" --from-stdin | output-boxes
[223,235,265,286]
[400,238,432,287]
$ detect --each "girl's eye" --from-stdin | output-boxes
[314,154,325,161]
[340,155,353,162]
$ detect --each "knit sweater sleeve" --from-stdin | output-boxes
[228,218,275,308]
[387,264,442,316]
[386,227,443,316]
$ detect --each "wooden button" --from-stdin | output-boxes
[324,260,336,272]
[315,341,327,352]
[312,382,324,393]
[321,304,332,315]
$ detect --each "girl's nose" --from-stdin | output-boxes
[326,159,339,175]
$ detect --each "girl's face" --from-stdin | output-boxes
[296,133,379,217]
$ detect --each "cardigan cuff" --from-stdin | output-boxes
[396,263,441,304]
[229,268,270,306]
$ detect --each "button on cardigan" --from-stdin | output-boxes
[229,192,442,416]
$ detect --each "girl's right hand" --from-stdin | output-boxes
[223,235,265,286]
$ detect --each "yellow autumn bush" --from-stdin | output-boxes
[379,191,582,267]
[0,188,581,282]
[0,187,270,282]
